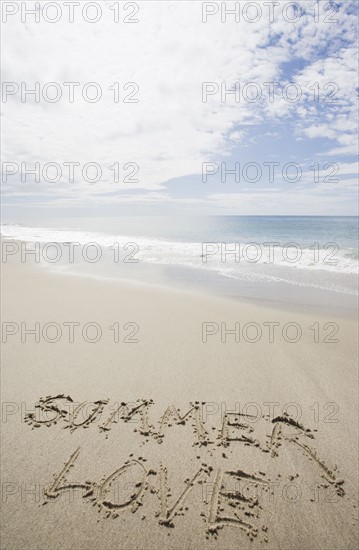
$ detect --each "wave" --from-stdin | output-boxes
[2,224,357,277]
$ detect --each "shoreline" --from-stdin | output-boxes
[2,238,358,320]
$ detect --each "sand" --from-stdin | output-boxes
[1,242,358,549]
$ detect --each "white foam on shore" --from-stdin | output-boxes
[2,224,358,272]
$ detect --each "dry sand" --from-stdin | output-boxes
[1,243,358,549]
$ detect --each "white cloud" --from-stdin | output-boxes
[1,0,358,211]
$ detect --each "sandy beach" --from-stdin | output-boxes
[1,242,358,549]
[2,0,359,547]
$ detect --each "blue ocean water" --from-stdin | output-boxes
[1,216,358,312]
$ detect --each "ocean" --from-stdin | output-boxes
[1,216,358,313]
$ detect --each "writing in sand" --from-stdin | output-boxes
[24,394,348,543]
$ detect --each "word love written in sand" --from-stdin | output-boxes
[25,395,346,542]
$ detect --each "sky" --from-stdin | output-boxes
[1,0,358,220]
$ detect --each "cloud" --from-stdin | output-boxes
[1,0,358,213]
